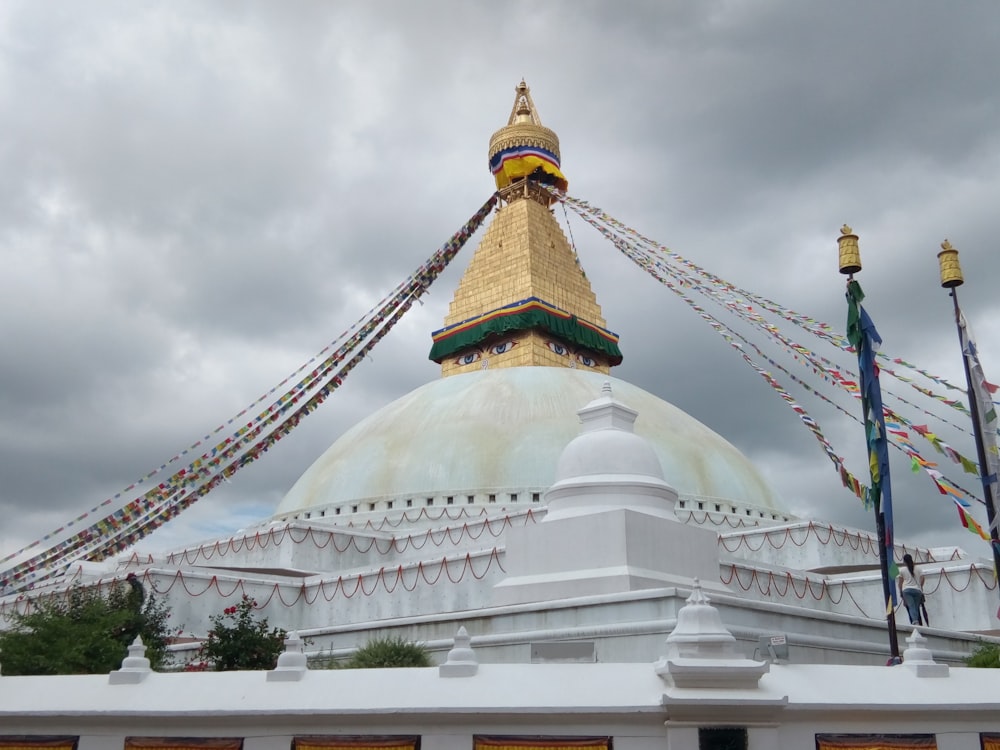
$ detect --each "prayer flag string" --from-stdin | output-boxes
[555,195,870,503]
[551,189,983,427]
[547,187,993,543]
[0,194,498,593]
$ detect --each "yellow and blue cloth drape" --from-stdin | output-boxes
[489,145,568,191]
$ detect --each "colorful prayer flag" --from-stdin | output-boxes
[955,499,990,540]
[847,279,896,604]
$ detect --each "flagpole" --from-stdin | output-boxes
[937,242,1000,601]
[839,226,900,661]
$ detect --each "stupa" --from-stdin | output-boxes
[274,80,783,527]
[4,82,998,666]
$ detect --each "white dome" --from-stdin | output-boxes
[544,382,680,522]
[273,367,786,519]
[555,427,665,482]
[552,383,666,483]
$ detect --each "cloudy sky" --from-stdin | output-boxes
[2,1,999,572]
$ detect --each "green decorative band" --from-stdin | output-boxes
[429,297,622,365]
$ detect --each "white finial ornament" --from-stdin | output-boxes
[109,636,152,684]
[267,631,309,681]
[902,629,948,678]
[654,580,770,689]
[439,626,478,678]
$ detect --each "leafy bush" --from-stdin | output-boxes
[0,578,175,675]
[341,635,431,669]
[196,595,285,671]
[965,640,1000,668]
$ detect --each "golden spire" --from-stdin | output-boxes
[506,79,544,125]
[429,83,620,377]
[488,80,568,202]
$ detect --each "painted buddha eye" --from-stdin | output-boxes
[546,341,568,356]
[454,351,482,366]
[576,353,597,367]
[489,339,517,355]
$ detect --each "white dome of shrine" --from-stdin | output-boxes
[273,367,788,522]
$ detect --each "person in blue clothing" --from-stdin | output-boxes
[897,553,926,626]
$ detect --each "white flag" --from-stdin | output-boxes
[959,311,1000,531]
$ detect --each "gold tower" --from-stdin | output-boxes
[429,81,622,377]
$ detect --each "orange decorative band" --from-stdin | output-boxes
[474,737,611,750]
[815,735,936,750]
[124,740,242,750]
[293,737,419,750]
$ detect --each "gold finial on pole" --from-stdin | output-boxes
[838,224,861,275]
[937,239,964,288]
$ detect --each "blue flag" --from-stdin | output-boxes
[847,280,897,591]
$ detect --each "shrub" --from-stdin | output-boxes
[198,595,285,671]
[341,635,431,669]
[965,640,1000,668]
[0,578,176,675]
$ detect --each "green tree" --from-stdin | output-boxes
[965,640,1000,668]
[341,635,431,669]
[197,595,285,671]
[0,577,175,675]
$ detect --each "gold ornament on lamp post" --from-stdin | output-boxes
[838,225,862,276]
[937,239,964,288]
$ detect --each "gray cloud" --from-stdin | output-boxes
[2,1,999,566]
